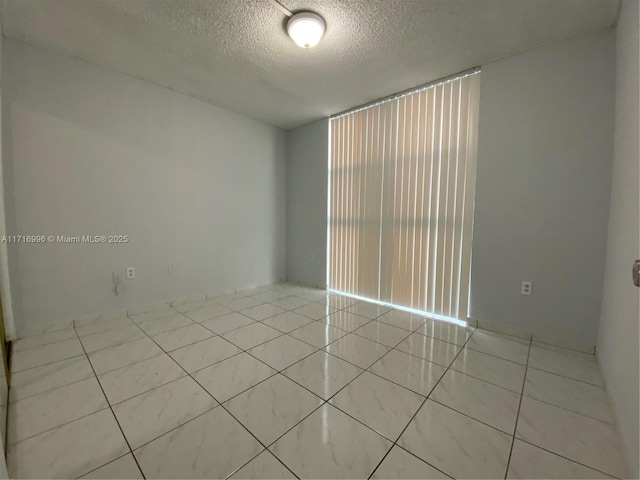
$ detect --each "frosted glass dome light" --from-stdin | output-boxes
[287,12,325,48]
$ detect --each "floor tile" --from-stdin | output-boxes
[369,349,446,396]
[11,337,84,372]
[395,333,461,367]
[261,311,315,333]
[531,341,594,356]
[75,317,133,337]
[222,322,282,350]
[430,370,520,434]
[88,337,164,375]
[193,352,276,403]
[171,298,210,314]
[451,348,526,393]
[224,374,322,445]
[169,336,241,372]
[416,321,473,346]
[7,409,128,480]
[251,290,290,303]
[399,400,511,479]
[353,321,411,347]
[13,328,77,352]
[113,376,217,448]
[507,439,614,479]
[128,307,175,323]
[230,450,295,479]
[10,355,94,402]
[208,292,247,303]
[80,324,146,353]
[98,354,185,404]
[294,289,332,301]
[270,403,392,479]
[282,350,363,400]
[345,301,392,319]
[319,310,372,332]
[289,321,348,348]
[133,407,262,479]
[8,377,108,444]
[371,445,450,479]
[223,297,263,311]
[200,312,255,334]
[314,293,359,309]
[74,311,127,329]
[324,333,391,369]
[81,453,144,479]
[177,303,226,323]
[151,323,214,351]
[516,397,626,478]
[247,335,316,371]
[330,372,424,440]
[241,303,286,321]
[269,295,310,310]
[377,310,429,332]
[528,347,603,386]
[466,330,530,364]
[136,314,193,336]
[293,302,337,320]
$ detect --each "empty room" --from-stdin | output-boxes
[0,0,637,478]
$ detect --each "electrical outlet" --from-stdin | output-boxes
[521,281,532,295]
[168,264,176,274]
[309,253,314,262]
[126,267,135,279]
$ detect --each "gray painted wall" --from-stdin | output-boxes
[285,118,328,288]
[597,1,640,476]
[470,30,615,345]
[2,40,286,337]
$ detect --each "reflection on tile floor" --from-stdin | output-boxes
[6,283,628,479]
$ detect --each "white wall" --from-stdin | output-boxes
[597,1,640,476]
[470,30,615,346]
[285,118,328,288]
[2,40,286,337]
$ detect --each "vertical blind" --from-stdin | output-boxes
[328,71,481,320]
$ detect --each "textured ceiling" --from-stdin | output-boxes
[1,0,619,129]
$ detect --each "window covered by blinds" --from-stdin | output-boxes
[328,71,481,320]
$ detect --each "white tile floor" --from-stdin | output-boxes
[6,283,628,479]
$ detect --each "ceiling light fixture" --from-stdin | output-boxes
[287,12,325,49]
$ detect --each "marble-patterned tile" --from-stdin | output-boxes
[294,289,332,301]
[377,310,429,332]
[222,322,282,350]
[200,312,255,334]
[372,445,450,479]
[466,330,530,364]
[289,321,348,348]
[451,348,526,393]
[319,310,372,332]
[507,439,614,479]
[270,403,392,479]
[224,374,322,445]
[74,311,128,328]
[10,356,94,402]
[12,329,77,352]
[223,297,263,312]
[98,354,185,404]
[169,336,241,373]
[208,292,247,303]
[282,351,363,400]
[193,352,276,403]
[7,409,128,479]
[479,328,531,345]
[324,333,391,369]
[247,335,316,371]
[528,347,603,386]
[396,333,461,367]
[128,307,175,323]
[88,337,164,375]
[151,323,214,351]
[172,299,210,314]
[269,295,310,310]
[136,314,193,336]
[113,376,217,448]
[81,453,144,479]
[354,321,411,347]
[516,397,626,478]
[74,317,133,337]
[531,340,595,356]
[20,320,74,339]
[240,303,286,321]
[170,294,207,307]
[80,324,146,353]
[9,376,108,444]
[431,370,520,434]
[369,349,446,397]
[134,407,262,479]
[251,290,290,303]
[345,301,392,319]
[184,303,233,323]
[524,369,613,423]
[331,372,424,440]
[11,337,84,372]
[416,321,474,346]
[399,400,511,479]
[261,311,315,333]
[293,302,337,320]
[314,293,359,310]
[230,450,295,479]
